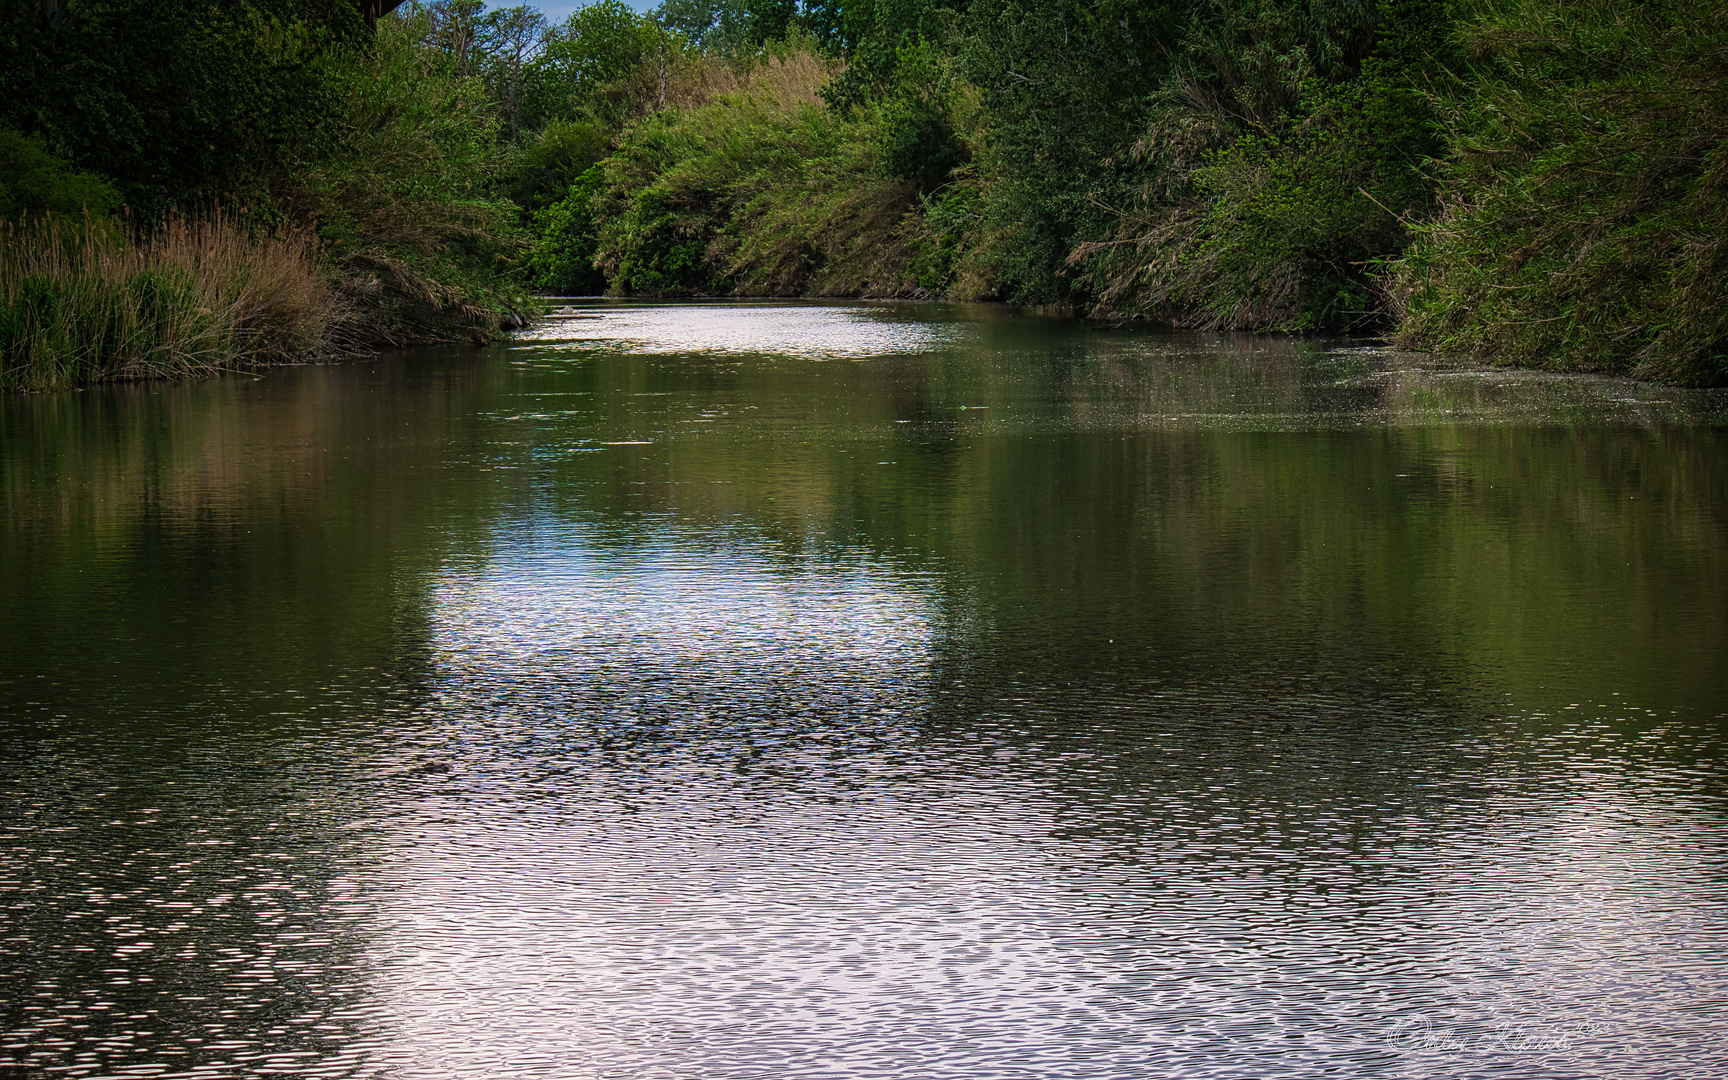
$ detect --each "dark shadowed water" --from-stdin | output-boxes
[3,301,1727,1079]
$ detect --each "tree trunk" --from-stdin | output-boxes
[361,0,409,30]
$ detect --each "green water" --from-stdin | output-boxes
[2,301,1725,1078]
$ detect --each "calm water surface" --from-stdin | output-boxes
[3,301,1727,1079]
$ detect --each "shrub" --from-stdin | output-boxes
[1393,0,1728,385]
[293,11,527,345]
[500,119,613,219]
[591,42,921,297]
[874,40,971,197]
[0,0,364,221]
[526,0,668,129]
[1071,0,1451,331]
[1077,79,1422,331]
[0,128,123,221]
[955,0,1181,306]
[527,163,610,293]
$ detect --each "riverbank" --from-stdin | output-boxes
[0,214,527,394]
[3,1,1720,391]
[1,5,526,393]
[539,0,1723,387]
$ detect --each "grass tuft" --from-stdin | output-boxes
[0,215,337,392]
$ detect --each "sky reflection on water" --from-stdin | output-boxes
[346,529,1728,1079]
[3,302,1727,1079]
[527,300,965,360]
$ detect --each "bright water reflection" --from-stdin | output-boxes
[3,302,1727,1079]
[533,299,963,359]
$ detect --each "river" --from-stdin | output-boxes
[3,301,1726,1078]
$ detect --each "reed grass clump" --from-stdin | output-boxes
[1392,0,1728,385]
[0,216,336,392]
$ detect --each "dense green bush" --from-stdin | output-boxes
[1,1,527,375]
[525,0,670,129]
[817,0,956,110]
[0,0,365,220]
[954,0,1180,306]
[588,43,920,297]
[873,40,970,197]
[527,164,610,293]
[0,128,123,221]
[295,11,527,344]
[1070,0,1452,330]
[1394,0,1728,385]
[501,119,613,218]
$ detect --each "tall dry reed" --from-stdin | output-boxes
[0,215,338,392]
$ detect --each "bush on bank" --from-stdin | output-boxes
[1392,0,1728,385]
[1070,0,1452,333]
[3,0,1722,388]
[0,1,525,390]
[293,11,526,347]
[0,130,124,222]
[584,43,923,297]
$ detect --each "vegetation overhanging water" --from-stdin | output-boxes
[3,0,1724,390]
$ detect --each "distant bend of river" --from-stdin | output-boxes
[3,301,1727,1079]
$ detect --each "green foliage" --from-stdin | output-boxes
[818,0,958,107]
[905,178,983,295]
[526,0,667,128]
[527,164,610,293]
[1073,0,1453,330]
[1394,0,1728,385]
[657,0,800,53]
[591,46,920,296]
[0,127,122,221]
[955,0,1180,304]
[0,0,366,220]
[404,0,490,71]
[296,11,526,344]
[874,40,968,194]
[0,0,542,385]
[501,119,613,218]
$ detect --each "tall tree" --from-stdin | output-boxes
[956,0,1181,303]
[482,5,552,140]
